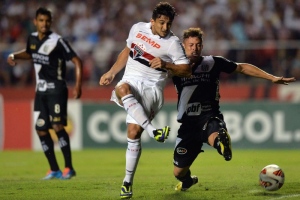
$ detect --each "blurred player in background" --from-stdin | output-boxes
[172,27,296,191]
[99,2,191,199]
[7,7,82,180]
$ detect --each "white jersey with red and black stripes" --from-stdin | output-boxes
[122,22,189,86]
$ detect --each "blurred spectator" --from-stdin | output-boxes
[1,0,300,87]
[90,35,115,85]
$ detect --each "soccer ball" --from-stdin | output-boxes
[259,164,285,191]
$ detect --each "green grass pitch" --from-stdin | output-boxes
[0,149,299,200]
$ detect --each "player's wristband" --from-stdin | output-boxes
[9,53,15,60]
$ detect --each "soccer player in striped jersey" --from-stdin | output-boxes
[172,27,296,191]
[7,7,82,180]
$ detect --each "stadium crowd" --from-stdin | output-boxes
[1,0,300,87]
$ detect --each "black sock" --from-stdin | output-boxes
[176,170,193,188]
[56,129,73,169]
[39,133,60,171]
[214,136,222,155]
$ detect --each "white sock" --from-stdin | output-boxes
[123,138,142,184]
[122,94,155,138]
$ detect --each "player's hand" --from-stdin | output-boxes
[7,54,17,66]
[99,72,115,86]
[189,56,202,68]
[272,76,296,85]
[149,57,166,69]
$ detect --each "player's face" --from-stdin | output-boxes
[34,14,51,35]
[183,37,203,63]
[151,15,172,38]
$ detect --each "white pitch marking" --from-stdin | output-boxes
[269,194,300,200]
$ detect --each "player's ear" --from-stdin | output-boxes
[33,18,37,26]
[182,39,186,48]
[150,18,155,26]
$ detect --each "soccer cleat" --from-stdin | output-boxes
[42,170,62,180]
[120,182,132,199]
[218,128,232,161]
[153,126,170,143]
[175,176,198,191]
[61,167,76,180]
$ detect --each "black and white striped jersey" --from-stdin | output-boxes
[26,31,77,94]
[172,55,237,122]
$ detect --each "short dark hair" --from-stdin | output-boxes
[183,27,204,43]
[152,2,177,21]
[36,7,52,21]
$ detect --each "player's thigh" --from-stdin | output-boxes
[140,85,164,121]
[123,79,163,121]
[34,93,51,130]
[48,91,68,126]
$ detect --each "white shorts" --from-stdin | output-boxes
[111,78,164,124]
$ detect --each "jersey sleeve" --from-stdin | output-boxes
[168,40,189,65]
[126,23,137,48]
[25,36,31,54]
[213,56,237,74]
[57,38,77,61]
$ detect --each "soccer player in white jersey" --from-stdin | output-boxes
[99,2,191,199]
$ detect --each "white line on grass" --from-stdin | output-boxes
[269,194,300,200]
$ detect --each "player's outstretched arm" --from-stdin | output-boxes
[71,56,83,99]
[236,63,296,85]
[7,49,31,66]
[149,57,191,77]
[99,47,130,86]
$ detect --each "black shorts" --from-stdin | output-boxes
[34,88,68,130]
[173,115,225,168]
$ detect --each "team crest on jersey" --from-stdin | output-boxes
[132,42,146,59]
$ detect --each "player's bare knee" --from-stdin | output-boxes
[36,130,48,136]
[127,124,143,139]
[174,167,189,178]
[115,83,131,97]
[174,170,184,178]
[52,124,64,132]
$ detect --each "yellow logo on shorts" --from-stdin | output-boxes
[52,117,61,122]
